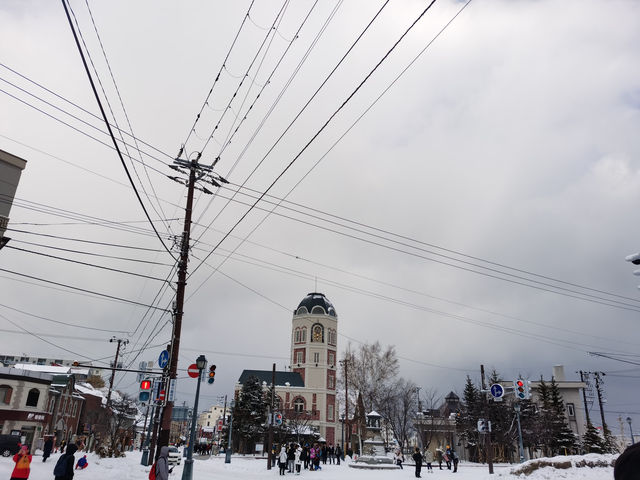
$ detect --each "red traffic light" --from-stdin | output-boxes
[516,380,524,388]
[140,379,152,391]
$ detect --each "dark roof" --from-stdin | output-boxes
[295,292,337,317]
[238,370,304,388]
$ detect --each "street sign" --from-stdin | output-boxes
[158,350,169,369]
[158,389,166,401]
[187,364,200,378]
[168,379,176,402]
[490,383,504,399]
[477,419,492,433]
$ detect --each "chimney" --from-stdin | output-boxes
[553,365,566,381]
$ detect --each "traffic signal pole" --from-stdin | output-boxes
[157,158,198,455]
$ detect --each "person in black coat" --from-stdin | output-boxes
[615,443,640,480]
[42,437,53,462]
[54,443,78,480]
[412,447,423,478]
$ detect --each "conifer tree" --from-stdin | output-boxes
[536,377,554,456]
[486,370,517,461]
[582,421,606,454]
[548,377,577,455]
[233,375,268,453]
[456,376,481,461]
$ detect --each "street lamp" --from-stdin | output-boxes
[341,413,345,459]
[182,355,206,480]
[627,417,635,444]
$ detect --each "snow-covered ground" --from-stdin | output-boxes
[0,450,616,480]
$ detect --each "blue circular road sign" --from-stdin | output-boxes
[158,350,169,369]
[490,383,504,399]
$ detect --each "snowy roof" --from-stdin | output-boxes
[14,364,72,374]
[238,370,304,388]
[75,383,104,398]
[367,411,381,417]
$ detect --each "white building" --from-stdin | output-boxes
[236,292,339,444]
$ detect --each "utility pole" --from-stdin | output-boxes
[156,155,222,455]
[480,365,494,474]
[106,337,128,407]
[267,363,276,470]
[579,371,591,425]
[594,372,610,438]
[340,357,349,453]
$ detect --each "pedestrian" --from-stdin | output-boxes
[279,446,288,475]
[302,445,309,470]
[321,444,327,465]
[615,442,640,480]
[309,445,316,471]
[451,449,459,473]
[288,443,296,473]
[412,447,423,478]
[328,444,335,464]
[152,446,170,480]
[313,444,321,471]
[435,448,443,470]
[423,449,433,473]
[42,437,53,463]
[75,455,88,470]
[335,444,342,465]
[11,445,32,480]
[444,445,452,470]
[394,449,404,469]
[53,443,77,480]
[59,440,66,454]
[294,444,302,475]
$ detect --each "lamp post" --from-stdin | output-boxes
[225,400,234,464]
[341,413,345,459]
[182,355,206,480]
[627,417,635,445]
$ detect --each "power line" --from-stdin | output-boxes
[188,0,424,283]
[61,0,177,261]
[179,0,256,152]
[5,245,170,282]
[0,267,171,312]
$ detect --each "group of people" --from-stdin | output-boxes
[10,442,87,480]
[276,442,344,475]
[395,445,458,478]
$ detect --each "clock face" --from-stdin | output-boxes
[313,326,322,342]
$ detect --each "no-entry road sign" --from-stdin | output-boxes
[187,364,200,378]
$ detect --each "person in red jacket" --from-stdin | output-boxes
[11,445,32,479]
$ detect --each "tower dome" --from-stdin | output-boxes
[295,292,337,317]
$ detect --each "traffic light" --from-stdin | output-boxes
[208,365,216,384]
[274,412,283,426]
[514,379,529,400]
[139,378,152,403]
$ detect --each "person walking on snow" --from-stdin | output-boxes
[279,446,288,475]
[412,447,423,478]
[294,444,302,475]
[11,445,32,480]
[53,443,78,480]
[424,449,434,473]
[42,437,53,463]
[451,449,459,473]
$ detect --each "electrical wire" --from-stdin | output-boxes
[0,267,171,312]
[61,0,177,261]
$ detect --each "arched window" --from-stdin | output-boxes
[311,306,325,315]
[26,388,40,407]
[275,396,283,410]
[301,327,307,342]
[293,397,305,413]
[327,328,337,346]
[296,307,308,315]
[0,385,12,405]
[294,328,301,343]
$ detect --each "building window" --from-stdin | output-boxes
[328,352,335,366]
[313,352,320,364]
[328,404,334,421]
[296,351,303,364]
[26,388,40,407]
[301,327,307,342]
[328,375,335,390]
[311,306,325,315]
[37,358,46,365]
[294,398,305,413]
[294,328,301,343]
[327,329,337,346]
[72,402,77,418]
[0,385,12,405]
[566,403,575,418]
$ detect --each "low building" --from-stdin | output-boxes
[47,375,85,447]
[0,367,53,452]
[170,405,192,444]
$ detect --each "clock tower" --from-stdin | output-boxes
[290,292,338,444]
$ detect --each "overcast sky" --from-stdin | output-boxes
[1,0,639,436]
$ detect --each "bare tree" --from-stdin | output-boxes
[378,378,418,453]
[344,342,399,413]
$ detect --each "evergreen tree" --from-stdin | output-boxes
[582,421,606,454]
[536,377,554,455]
[232,376,268,453]
[456,376,481,461]
[486,370,517,462]
[548,377,577,455]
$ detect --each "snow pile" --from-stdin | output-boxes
[510,453,616,477]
